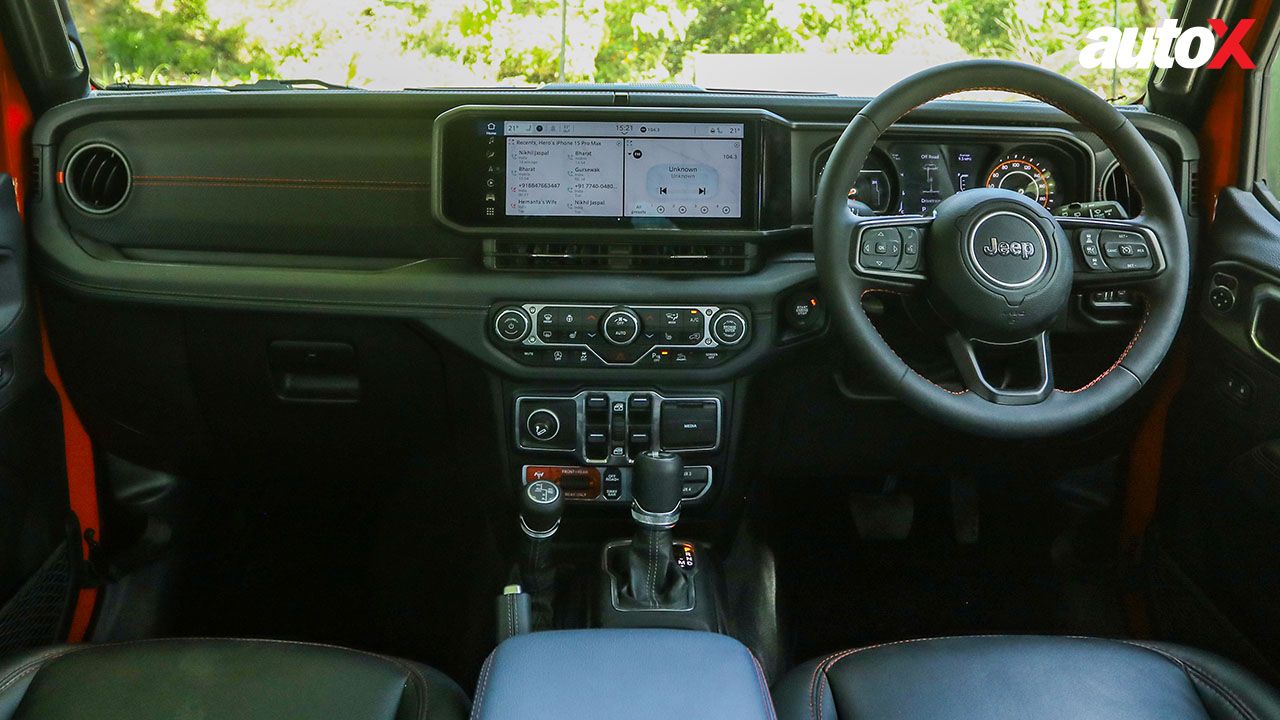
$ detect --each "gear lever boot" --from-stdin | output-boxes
[613,451,691,609]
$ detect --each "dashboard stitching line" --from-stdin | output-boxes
[133,174,428,186]
[132,181,423,192]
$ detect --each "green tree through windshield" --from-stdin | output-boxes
[69,0,1169,99]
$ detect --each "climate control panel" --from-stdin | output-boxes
[491,303,750,368]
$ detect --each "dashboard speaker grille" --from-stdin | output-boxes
[1099,162,1142,218]
[64,143,131,214]
[484,240,757,274]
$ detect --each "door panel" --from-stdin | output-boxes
[1158,186,1280,681]
[0,174,79,655]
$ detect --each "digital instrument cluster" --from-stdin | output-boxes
[816,141,1085,216]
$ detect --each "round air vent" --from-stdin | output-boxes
[1099,161,1142,218]
[64,143,131,214]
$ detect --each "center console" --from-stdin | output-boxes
[472,629,775,720]
[509,387,724,505]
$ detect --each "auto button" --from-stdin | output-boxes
[602,307,641,345]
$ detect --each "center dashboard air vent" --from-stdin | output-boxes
[484,239,758,274]
[1099,161,1142,218]
[64,143,131,214]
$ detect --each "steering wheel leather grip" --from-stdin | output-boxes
[815,60,1189,438]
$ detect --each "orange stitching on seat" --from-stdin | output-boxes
[808,638,944,720]
[807,635,1018,720]
[0,636,439,719]
[748,652,778,720]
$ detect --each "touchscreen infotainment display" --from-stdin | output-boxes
[500,121,744,219]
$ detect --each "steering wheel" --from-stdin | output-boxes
[815,60,1189,438]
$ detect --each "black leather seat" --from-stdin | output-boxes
[775,636,1280,720]
[0,638,469,720]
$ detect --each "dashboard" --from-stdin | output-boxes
[32,92,1196,369]
[27,89,1198,514]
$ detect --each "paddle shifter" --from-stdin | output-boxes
[614,450,691,609]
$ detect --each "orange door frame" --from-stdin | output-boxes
[0,36,101,643]
[1120,0,1274,636]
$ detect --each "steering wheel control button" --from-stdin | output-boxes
[602,308,641,345]
[494,307,532,343]
[967,211,1049,289]
[711,310,748,345]
[897,227,924,272]
[859,227,903,270]
[1077,228,1109,271]
[1099,230,1153,271]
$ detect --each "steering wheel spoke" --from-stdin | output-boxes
[945,331,1054,405]
[1058,216,1166,287]
[848,215,931,288]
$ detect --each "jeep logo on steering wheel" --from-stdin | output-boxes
[981,237,1037,260]
[967,211,1050,290]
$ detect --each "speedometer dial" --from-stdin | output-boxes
[985,153,1058,209]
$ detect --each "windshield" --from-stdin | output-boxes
[68,0,1172,101]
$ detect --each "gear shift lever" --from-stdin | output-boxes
[519,479,563,596]
[632,450,683,528]
[619,451,687,608]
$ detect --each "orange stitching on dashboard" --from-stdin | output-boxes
[132,181,422,191]
[134,174,427,186]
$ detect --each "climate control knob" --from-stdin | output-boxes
[602,307,641,345]
[711,310,748,345]
[494,306,532,343]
